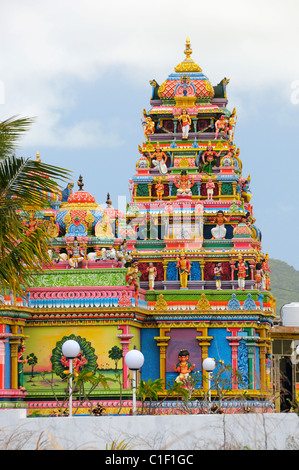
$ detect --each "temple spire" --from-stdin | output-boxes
[174,37,202,73]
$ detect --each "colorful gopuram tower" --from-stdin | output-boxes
[127,37,275,406]
[0,39,276,412]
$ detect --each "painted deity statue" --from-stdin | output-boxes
[239,175,252,203]
[214,262,223,290]
[126,261,141,292]
[142,114,155,140]
[148,145,168,175]
[206,177,215,200]
[178,109,192,139]
[261,254,271,291]
[176,251,191,289]
[254,262,263,290]
[173,349,195,384]
[228,107,237,142]
[201,142,221,174]
[235,254,248,290]
[211,210,231,239]
[68,238,85,268]
[146,262,157,290]
[155,178,164,201]
[174,170,194,196]
[215,115,228,139]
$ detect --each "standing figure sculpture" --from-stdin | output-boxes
[214,262,223,290]
[155,178,164,201]
[254,262,264,290]
[201,141,221,174]
[228,107,237,142]
[206,177,215,200]
[176,251,191,289]
[235,254,248,290]
[146,262,157,290]
[178,109,192,139]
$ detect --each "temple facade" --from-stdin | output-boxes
[0,39,279,413]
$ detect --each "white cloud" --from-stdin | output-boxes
[0,0,298,149]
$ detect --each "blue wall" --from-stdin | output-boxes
[141,328,160,382]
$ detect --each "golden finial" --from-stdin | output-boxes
[36,151,41,162]
[184,37,192,60]
[175,37,202,73]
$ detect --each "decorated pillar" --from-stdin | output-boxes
[117,325,134,389]
[199,260,205,281]
[10,339,19,390]
[196,328,213,393]
[154,328,171,385]
[226,327,242,389]
[162,260,168,281]
[244,329,258,389]
[256,328,269,393]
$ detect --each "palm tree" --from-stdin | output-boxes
[0,116,70,296]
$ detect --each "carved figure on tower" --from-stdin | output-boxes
[254,262,263,290]
[201,141,221,174]
[155,177,164,201]
[239,175,252,203]
[234,254,248,290]
[178,108,192,139]
[126,261,141,292]
[215,114,228,139]
[148,144,168,175]
[142,112,155,140]
[228,107,237,142]
[206,177,215,200]
[174,170,194,196]
[176,250,191,289]
[67,238,85,268]
[146,262,157,290]
[211,210,231,239]
[214,262,223,290]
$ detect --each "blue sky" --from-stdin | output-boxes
[1,0,299,269]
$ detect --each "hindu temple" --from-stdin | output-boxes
[0,39,279,414]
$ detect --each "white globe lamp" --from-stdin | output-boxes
[62,339,80,417]
[125,348,144,370]
[125,347,144,414]
[62,339,81,359]
[203,357,216,372]
[202,357,216,411]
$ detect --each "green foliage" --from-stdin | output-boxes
[26,353,38,378]
[269,258,299,313]
[108,346,123,370]
[0,116,70,295]
[106,439,131,450]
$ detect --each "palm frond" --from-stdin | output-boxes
[0,116,35,161]
[0,155,70,209]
